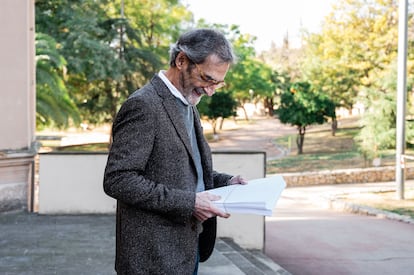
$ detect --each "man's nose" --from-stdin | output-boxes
[203,85,216,96]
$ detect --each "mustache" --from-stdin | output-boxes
[194,87,207,95]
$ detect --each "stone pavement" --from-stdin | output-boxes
[0,211,289,275]
[2,182,414,275]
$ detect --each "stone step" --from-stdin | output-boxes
[199,238,291,275]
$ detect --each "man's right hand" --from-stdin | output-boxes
[193,191,230,222]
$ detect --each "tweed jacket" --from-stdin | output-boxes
[103,74,232,274]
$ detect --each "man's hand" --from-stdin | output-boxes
[229,175,248,185]
[193,191,230,222]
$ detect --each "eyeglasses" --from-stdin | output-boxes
[193,62,226,90]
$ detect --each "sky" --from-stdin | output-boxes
[183,0,338,52]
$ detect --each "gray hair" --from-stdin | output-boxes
[169,28,236,67]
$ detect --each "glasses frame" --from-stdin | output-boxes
[191,60,226,90]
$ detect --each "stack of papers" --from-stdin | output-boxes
[207,175,286,216]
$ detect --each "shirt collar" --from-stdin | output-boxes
[158,70,189,105]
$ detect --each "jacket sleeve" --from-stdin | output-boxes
[212,171,233,188]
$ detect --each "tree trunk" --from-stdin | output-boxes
[241,105,249,121]
[264,97,274,116]
[219,117,225,130]
[331,118,338,136]
[296,126,306,154]
[212,119,217,135]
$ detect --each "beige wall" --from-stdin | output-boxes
[0,0,36,212]
[0,0,35,150]
[211,152,266,249]
[38,152,267,250]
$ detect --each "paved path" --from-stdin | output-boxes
[265,182,414,275]
[207,117,297,160]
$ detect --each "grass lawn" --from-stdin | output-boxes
[266,117,398,174]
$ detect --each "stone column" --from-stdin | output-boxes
[0,0,36,212]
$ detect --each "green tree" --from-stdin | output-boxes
[301,0,400,110]
[35,32,80,128]
[198,91,237,135]
[36,0,125,124]
[276,82,336,154]
[222,27,279,118]
[355,63,414,163]
[299,0,414,161]
[113,0,191,59]
[355,88,396,162]
[35,0,191,125]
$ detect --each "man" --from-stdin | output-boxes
[103,28,246,274]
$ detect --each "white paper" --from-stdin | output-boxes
[207,175,286,216]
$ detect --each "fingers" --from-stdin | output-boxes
[193,192,230,221]
[193,175,248,222]
[193,211,209,221]
[195,192,220,211]
[209,203,230,218]
[217,211,230,219]
[194,208,230,222]
[202,191,221,201]
[229,175,248,185]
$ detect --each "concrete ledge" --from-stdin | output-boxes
[0,152,35,212]
[281,166,414,187]
[328,198,414,225]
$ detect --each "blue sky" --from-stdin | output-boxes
[183,0,337,52]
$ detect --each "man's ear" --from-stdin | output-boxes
[176,52,188,69]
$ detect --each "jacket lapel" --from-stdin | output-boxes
[151,76,195,162]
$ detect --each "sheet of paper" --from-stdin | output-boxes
[207,175,286,216]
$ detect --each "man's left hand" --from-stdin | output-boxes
[228,175,247,185]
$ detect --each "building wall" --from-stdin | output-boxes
[0,0,36,212]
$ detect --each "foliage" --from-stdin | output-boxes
[355,89,396,160]
[355,64,414,160]
[35,32,80,128]
[298,0,414,159]
[198,91,238,135]
[276,82,336,154]
[35,1,293,129]
[112,0,191,60]
[300,0,401,109]
[35,0,191,126]
[200,25,289,118]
